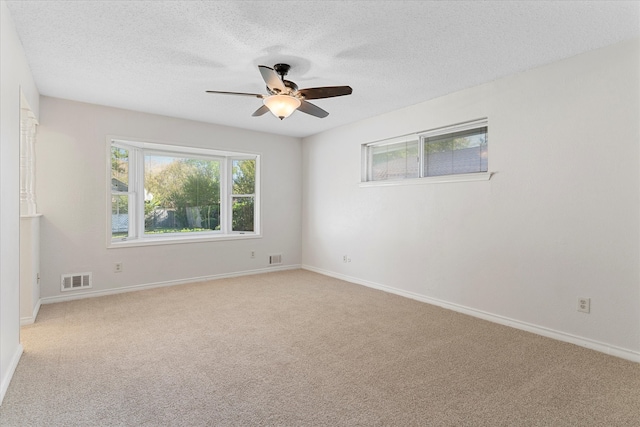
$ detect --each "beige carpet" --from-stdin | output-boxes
[1,269,639,426]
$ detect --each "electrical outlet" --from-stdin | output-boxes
[577,297,590,313]
[343,255,348,263]
[251,250,255,259]
[114,262,123,273]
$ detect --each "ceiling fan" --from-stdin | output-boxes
[206,63,352,120]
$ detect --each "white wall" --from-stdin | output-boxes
[302,38,640,360]
[0,0,40,403]
[36,97,302,300]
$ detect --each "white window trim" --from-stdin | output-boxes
[361,118,490,186]
[359,171,492,187]
[417,118,488,138]
[106,136,261,249]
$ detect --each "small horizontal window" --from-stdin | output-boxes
[362,119,488,183]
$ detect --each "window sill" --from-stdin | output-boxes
[108,232,261,249]
[359,172,493,188]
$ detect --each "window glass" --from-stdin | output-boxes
[144,155,221,235]
[232,197,254,232]
[232,159,256,232]
[424,127,487,177]
[111,195,129,239]
[369,139,419,181]
[232,159,255,195]
[111,146,129,191]
[111,146,130,240]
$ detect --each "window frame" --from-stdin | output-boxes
[107,137,261,248]
[361,118,490,186]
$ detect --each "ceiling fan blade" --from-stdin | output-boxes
[251,105,270,117]
[206,90,264,98]
[258,65,286,93]
[297,100,329,118]
[297,86,352,100]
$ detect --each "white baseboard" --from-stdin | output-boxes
[40,264,301,305]
[0,344,23,405]
[20,299,41,326]
[302,265,640,364]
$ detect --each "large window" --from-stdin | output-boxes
[109,138,259,246]
[363,119,488,183]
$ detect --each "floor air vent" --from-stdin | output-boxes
[61,272,92,291]
[269,254,282,265]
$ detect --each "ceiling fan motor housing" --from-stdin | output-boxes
[269,64,298,95]
[273,63,291,77]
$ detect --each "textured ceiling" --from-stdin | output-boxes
[5,1,640,138]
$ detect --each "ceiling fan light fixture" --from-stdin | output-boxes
[207,64,351,119]
[263,94,301,120]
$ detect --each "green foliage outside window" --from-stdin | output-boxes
[144,157,221,233]
[232,159,255,232]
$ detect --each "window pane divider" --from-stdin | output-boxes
[418,136,425,178]
[133,148,144,239]
[221,157,230,234]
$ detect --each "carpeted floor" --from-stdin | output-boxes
[1,269,639,426]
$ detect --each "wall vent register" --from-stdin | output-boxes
[269,254,282,265]
[61,272,92,291]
